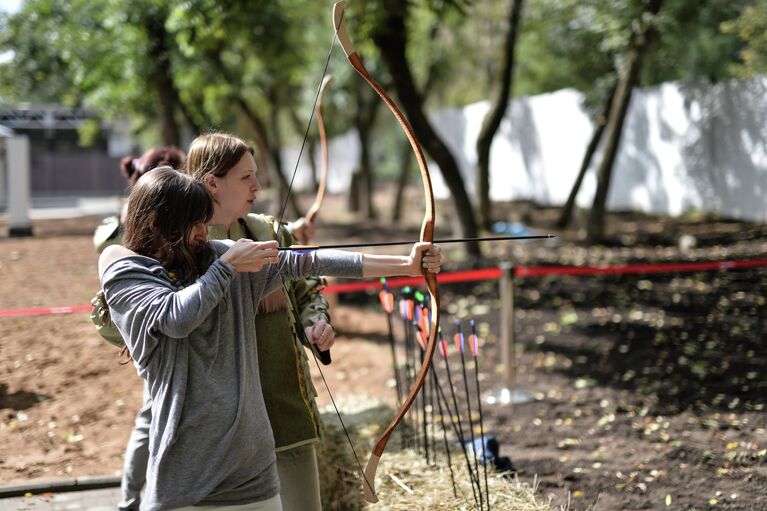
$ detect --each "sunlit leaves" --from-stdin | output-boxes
[720,2,767,77]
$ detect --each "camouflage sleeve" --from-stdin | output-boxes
[276,222,331,331]
[93,216,123,254]
[294,275,331,329]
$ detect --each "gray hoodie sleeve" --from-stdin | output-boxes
[254,249,363,297]
[101,256,236,365]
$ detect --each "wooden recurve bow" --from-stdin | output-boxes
[333,1,440,503]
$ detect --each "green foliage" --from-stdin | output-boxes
[511,0,750,106]
[168,0,340,145]
[644,0,747,84]
[721,2,767,77]
[514,0,638,104]
[0,0,84,105]
[0,0,760,152]
[0,0,178,144]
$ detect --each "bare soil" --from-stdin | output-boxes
[1,198,765,510]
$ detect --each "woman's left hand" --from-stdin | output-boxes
[408,242,442,277]
[305,320,335,351]
[289,216,317,245]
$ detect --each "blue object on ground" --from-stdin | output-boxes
[491,221,532,238]
[465,434,516,474]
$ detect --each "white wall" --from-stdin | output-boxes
[284,75,767,222]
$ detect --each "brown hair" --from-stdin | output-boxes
[120,146,187,186]
[123,167,214,276]
[186,133,255,182]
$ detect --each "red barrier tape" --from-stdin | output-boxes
[322,267,503,294]
[0,305,93,317]
[1,258,765,318]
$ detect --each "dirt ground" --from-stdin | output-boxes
[1,196,766,510]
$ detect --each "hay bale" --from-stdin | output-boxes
[372,452,553,511]
[317,395,393,511]
[316,395,555,510]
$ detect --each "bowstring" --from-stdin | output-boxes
[273,8,376,496]
[308,346,375,494]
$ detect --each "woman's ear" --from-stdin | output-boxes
[203,175,217,195]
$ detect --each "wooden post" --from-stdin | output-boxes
[7,136,33,237]
[487,261,533,405]
[500,262,516,389]
[0,137,6,212]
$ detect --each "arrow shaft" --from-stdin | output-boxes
[278,234,554,251]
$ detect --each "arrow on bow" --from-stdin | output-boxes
[278,233,554,251]
[333,0,440,502]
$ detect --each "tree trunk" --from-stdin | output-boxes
[234,95,275,190]
[556,85,616,229]
[267,85,303,220]
[391,21,441,224]
[233,91,300,218]
[587,0,664,242]
[475,0,524,230]
[392,139,413,222]
[354,80,380,220]
[142,13,180,146]
[348,169,362,212]
[358,128,376,219]
[203,47,273,189]
[175,91,204,137]
[373,0,481,257]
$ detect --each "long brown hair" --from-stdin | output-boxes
[123,167,214,276]
[186,133,255,181]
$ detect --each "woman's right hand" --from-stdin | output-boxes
[220,239,279,272]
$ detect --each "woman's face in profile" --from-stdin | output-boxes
[211,152,261,222]
[187,221,208,249]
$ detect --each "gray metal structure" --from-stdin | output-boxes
[0,106,127,197]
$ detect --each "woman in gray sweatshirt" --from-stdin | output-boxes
[98,167,441,511]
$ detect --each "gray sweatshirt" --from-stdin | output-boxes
[100,241,362,511]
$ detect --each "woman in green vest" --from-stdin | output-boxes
[186,132,332,511]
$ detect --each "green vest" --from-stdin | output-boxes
[208,214,328,450]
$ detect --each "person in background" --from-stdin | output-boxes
[98,167,441,510]
[93,146,186,254]
[91,146,185,511]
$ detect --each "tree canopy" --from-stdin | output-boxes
[1,0,762,236]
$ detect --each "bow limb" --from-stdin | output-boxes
[333,1,440,503]
[303,75,334,235]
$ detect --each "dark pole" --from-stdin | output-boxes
[441,329,481,508]
[431,359,458,498]
[470,320,491,509]
[379,281,403,408]
[456,321,484,510]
